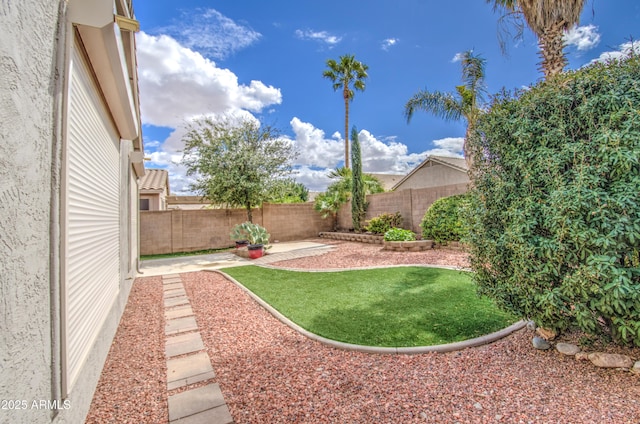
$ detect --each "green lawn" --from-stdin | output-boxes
[222,266,517,347]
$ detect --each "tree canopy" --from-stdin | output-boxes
[466,55,640,345]
[323,54,369,168]
[180,116,298,222]
[487,0,586,78]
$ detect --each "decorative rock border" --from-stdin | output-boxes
[319,232,383,244]
[383,240,433,252]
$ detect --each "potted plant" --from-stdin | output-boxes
[230,222,271,259]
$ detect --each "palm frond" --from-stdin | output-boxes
[404,90,464,123]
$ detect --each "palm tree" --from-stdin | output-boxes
[323,54,369,168]
[404,50,487,167]
[487,0,585,78]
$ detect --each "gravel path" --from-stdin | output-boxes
[88,240,640,423]
[86,275,168,424]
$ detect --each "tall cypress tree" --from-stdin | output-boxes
[350,126,365,232]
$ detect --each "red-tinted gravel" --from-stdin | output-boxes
[88,240,640,423]
[86,275,168,424]
[183,269,640,424]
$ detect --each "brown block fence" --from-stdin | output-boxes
[140,203,333,255]
[140,184,468,255]
[337,183,469,233]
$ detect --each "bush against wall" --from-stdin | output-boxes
[466,55,640,345]
[420,194,470,244]
[365,212,403,235]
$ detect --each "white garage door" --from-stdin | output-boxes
[64,36,121,390]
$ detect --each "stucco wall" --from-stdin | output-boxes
[395,163,469,191]
[0,1,61,423]
[1,2,141,423]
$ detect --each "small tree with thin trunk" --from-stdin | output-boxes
[180,115,297,222]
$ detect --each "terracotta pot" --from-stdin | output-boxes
[247,244,264,259]
[235,240,249,248]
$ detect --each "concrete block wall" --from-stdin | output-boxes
[263,203,333,242]
[337,184,469,235]
[140,203,332,255]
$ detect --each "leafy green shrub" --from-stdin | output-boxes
[420,194,470,244]
[365,212,403,235]
[466,55,640,346]
[384,228,416,242]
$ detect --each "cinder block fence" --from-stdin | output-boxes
[139,184,468,255]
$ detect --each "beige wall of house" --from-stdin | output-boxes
[0,1,143,423]
[394,162,470,191]
[140,193,165,211]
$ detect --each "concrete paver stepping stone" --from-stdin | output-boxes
[166,316,198,335]
[168,384,232,423]
[165,296,190,308]
[164,288,187,299]
[167,352,216,390]
[165,305,194,320]
[163,274,181,279]
[164,282,184,291]
[166,332,205,358]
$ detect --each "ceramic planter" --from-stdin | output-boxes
[247,244,264,259]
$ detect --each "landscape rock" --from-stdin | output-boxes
[575,352,590,361]
[555,342,580,356]
[588,352,634,369]
[532,336,551,350]
[526,320,536,331]
[632,361,640,375]
[536,327,557,341]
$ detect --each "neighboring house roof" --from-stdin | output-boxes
[139,169,170,193]
[391,155,468,191]
[367,173,405,191]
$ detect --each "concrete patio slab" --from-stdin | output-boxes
[168,384,231,423]
[167,352,216,390]
[165,305,194,320]
[165,296,190,308]
[165,316,198,335]
[166,332,205,358]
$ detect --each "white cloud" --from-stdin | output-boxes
[157,8,261,60]
[381,38,399,51]
[588,41,640,64]
[564,24,600,51]
[451,52,465,62]
[283,119,464,191]
[136,32,282,128]
[288,117,344,168]
[295,29,342,46]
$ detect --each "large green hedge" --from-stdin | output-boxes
[466,56,640,345]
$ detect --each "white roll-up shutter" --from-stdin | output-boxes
[64,37,121,390]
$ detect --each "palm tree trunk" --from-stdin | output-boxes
[539,21,567,78]
[343,87,350,169]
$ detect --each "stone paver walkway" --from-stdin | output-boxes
[163,273,233,424]
[148,242,335,423]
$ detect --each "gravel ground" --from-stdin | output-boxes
[88,240,640,423]
[85,275,168,424]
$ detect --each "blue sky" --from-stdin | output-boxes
[134,0,640,193]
